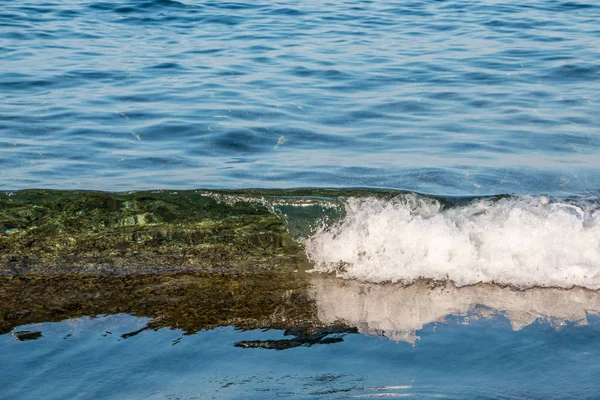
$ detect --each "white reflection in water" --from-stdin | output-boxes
[312,277,600,343]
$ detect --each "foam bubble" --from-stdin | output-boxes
[306,195,600,289]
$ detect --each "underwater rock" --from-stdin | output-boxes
[0,189,310,275]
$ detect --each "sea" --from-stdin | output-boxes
[1,0,600,399]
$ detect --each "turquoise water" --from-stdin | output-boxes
[1,0,599,194]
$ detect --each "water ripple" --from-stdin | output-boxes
[0,0,599,195]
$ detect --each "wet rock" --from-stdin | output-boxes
[12,330,43,341]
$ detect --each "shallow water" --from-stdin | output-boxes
[2,254,600,399]
[2,0,600,194]
[2,310,600,399]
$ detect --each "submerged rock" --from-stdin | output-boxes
[0,189,311,275]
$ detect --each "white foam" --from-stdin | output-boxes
[306,195,600,289]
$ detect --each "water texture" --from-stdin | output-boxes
[2,0,599,194]
[2,3,600,398]
[2,313,600,399]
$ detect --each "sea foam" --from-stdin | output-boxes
[306,195,600,289]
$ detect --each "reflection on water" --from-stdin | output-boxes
[235,325,357,350]
[0,273,316,336]
[2,274,600,398]
[3,273,600,344]
[313,277,600,343]
[3,312,600,399]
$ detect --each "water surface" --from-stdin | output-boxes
[2,1,600,398]
[2,0,599,194]
[3,307,600,399]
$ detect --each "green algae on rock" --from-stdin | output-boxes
[0,190,355,345]
[0,188,532,275]
[0,189,318,275]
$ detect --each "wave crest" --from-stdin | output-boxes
[306,194,600,289]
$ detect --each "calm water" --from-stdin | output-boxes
[1,0,599,194]
[2,313,600,399]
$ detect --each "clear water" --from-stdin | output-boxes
[2,1,600,398]
[1,0,599,194]
[2,313,600,399]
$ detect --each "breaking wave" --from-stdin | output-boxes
[306,194,600,289]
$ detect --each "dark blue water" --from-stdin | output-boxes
[2,314,600,399]
[2,0,599,194]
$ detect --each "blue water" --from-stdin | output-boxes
[2,2,600,398]
[2,0,599,194]
[2,314,600,399]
